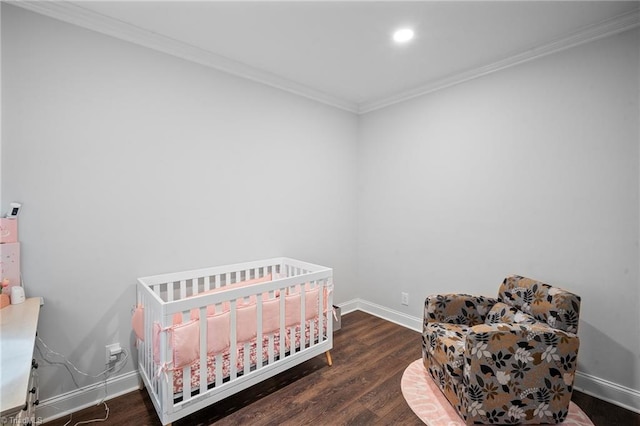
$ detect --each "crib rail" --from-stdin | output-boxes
[136,257,333,425]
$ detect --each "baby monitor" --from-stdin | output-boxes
[6,202,21,219]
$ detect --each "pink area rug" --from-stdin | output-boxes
[401,359,594,425]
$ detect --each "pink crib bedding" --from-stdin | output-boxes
[173,319,323,395]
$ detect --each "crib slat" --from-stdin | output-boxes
[183,365,192,400]
[161,314,173,416]
[140,290,149,388]
[215,352,223,387]
[230,299,237,380]
[204,275,211,292]
[148,289,159,398]
[180,280,187,299]
[243,342,250,375]
[199,306,207,395]
[268,334,274,364]
[279,291,286,360]
[256,296,263,369]
[311,285,317,347]
[215,274,221,289]
[299,288,306,352]
[166,283,174,302]
[319,280,325,342]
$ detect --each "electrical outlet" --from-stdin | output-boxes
[105,343,122,364]
[401,292,409,306]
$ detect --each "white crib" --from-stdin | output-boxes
[135,257,334,425]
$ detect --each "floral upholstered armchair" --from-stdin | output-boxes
[422,275,580,425]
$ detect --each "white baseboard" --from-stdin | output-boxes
[336,298,422,332]
[574,371,640,414]
[37,370,141,423]
[337,298,640,415]
[36,300,640,422]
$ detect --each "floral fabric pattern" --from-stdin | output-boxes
[485,302,537,325]
[498,275,581,333]
[424,323,471,378]
[424,294,498,326]
[422,275,580,425]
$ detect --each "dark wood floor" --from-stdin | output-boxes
[46,311,639,425]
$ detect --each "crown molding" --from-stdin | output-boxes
[8,1,639,116]
[358,8,640,114]
[9,0,360,114]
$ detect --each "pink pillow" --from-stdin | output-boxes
[153,320,200,368]
[171,320,201,369]
[285,294,301,327]
[207,311,231,354]
[262,298,281,333]
[305,288,320,320]
[236,304,258,342]
[285,289,321,327]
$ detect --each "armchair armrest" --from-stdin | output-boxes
[463,323,579,424]
[424,294,498,327]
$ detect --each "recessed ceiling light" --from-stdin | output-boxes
[393,28,414,43]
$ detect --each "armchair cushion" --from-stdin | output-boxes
[485,302,537,325]
[498,276,580,333]
[425,294,498,326]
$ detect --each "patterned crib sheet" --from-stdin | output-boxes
[172,318,324,395]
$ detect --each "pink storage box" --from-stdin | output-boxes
[0,218,18,244]
[0,242,21,288]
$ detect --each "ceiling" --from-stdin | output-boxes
[14,1,640,113]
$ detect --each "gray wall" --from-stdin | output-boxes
[1,5,358,399]
[358,29,640,396]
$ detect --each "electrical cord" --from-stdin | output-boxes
[62,402,109,426]
[35,336,129,426]
[37,336,130,379]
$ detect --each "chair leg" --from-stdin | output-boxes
[325,351,333,366]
